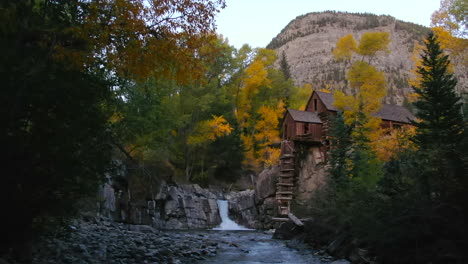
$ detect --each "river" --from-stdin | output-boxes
[197,230,329,264]
[197,200,329,263]
[31,200,336,263]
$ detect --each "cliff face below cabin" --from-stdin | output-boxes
[268,11,467,105]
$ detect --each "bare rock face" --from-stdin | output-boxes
[152,184,222,229]
[99,182,222,229]
[268,11,467,104]
[255,165,279,203]
[293,146,328,216]
[255,166,281,228]
[227,190,259,228]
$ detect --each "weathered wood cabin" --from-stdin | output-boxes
[275,90,415,216]
[282,90,415,142]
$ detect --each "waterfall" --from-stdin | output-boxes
[213,200,252,230]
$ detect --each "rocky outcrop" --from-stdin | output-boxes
[227,190,258,228]
[254,166,280,228]
[99,182,221,229]
[255,166,279,202]
[293,146,328,216]
[154,184,221,229]
[216,166,282,230]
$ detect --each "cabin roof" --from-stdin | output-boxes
[312,90,415,124]
[315,91,338,111]
[373,104,415,124]
[287,108,323,123]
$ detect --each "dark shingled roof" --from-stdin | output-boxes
[314,90,415,124]
[287,108,322,123]
[373,104,415,124]
[315,91,338,111]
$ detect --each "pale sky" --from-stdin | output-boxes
[216,0,441,49]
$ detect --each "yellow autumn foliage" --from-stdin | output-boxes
[357,32,390,57]
[241,101,285,170]
[236,49,276,131]
[334,61,386,127]
[333,34,358,61]
[409,27,464,91]
[289,84,313,110]
[370,126,416,161]
[52,0,225,83]
[188,115,233,146]
[318,88,331,93]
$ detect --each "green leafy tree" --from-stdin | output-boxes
[0,0,227,260]
[0,2,112,260]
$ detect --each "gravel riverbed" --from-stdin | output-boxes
[30,219,342,264]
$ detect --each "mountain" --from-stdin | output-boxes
[267,11,467,105]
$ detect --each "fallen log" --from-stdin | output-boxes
[288,213,304,227]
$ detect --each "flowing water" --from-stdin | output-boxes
[199,200,328,264]
[212,200,252,231]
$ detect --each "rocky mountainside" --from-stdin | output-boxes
[268,11,467,105]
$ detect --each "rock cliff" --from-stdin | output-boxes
[99,181,222,229]
[268,11,467,105]
[293,146,328,216]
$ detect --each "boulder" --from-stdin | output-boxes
[157,184,221,229]
[254,166,279,203]
[330,260,351,264]
[326,233,353,258]
[272,221,304,240]
[227,190,258,228]
[128,224,155,233]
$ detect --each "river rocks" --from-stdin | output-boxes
[331,260,351,264]
[32,220,219,264]
[273,218,374,264]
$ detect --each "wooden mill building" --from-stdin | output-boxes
[276,90,415,216]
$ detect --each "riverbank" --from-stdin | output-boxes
[29,218,218,264]
[16,217,344,264]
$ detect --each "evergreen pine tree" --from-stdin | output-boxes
[327,112,352,187]
[279,51,291,80]
[411,33,466,199]
[407,32,468,262]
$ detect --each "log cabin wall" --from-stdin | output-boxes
[292,122,323,141]
[282,112,297,140]
[305,93,328,113]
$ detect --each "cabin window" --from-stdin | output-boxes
[284,124,288,139]
[314,99,318,111]
[304,123,309,134]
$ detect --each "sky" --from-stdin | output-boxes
[215,0,441,49]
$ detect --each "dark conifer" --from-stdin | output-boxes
[279,51,291,80]
[411,32,466,198]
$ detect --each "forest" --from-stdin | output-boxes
[1,0,467,263]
